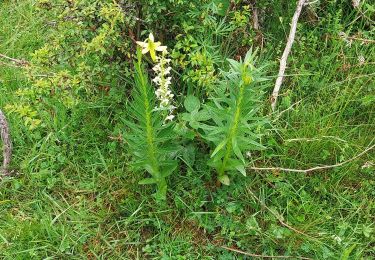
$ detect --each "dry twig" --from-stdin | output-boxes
[249,143,375,173]
[246,188,314,239]
[0,109,12,175]
[271,0,306,111]
[345,36,375,44]
[252,1,260,30]
[0,53,29,67]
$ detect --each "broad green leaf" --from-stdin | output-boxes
[207,156,221,169]
[181,113,192,122]
[184,95,200,112]
[196,110,211,121]
[144,164,158,175]
[161,161,178,178]
[190,120,201,130]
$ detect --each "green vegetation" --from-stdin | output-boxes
[0,0,374,259]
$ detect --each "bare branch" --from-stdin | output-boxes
[246,187,316,240]
[285,135,349,144]
[0,109,12,175]
[251,1,260,30]
[271,0,306,111]
[249,143,375,173]
[0,53,29,67]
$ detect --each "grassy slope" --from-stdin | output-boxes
[0,1,374,259]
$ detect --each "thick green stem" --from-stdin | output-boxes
[219,81,245,176]
[136,60,160,179]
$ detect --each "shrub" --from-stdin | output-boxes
[6,0,136,129]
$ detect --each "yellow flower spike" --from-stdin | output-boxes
[136,33,167,62]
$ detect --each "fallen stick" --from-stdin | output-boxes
[271,0,306,111]
[336,34,375,45]
[249,143,375,173]
[246,187,320,242]
[0,109,12,175]
[0,53,29,67]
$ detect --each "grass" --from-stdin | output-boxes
[0,0,374,259]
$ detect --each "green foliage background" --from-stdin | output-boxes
[0,0,374,259]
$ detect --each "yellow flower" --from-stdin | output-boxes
[136,33,167,62]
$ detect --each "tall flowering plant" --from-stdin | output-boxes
[181,50,267,185]
[123,34,179,202]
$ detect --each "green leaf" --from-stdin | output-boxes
[226,159,246,176]
[143,162,160,176]
[181,112,192,121]
[184,95,200,112]
[161,161,178,178]
[155,181,167,202]
[227,58,241,72]
[214,0,230,16]
[232,137,245,163]
[341,244,356,260]
[196,110,211,121]
[182,144,196,168]
[211,139,227,158]
[207,156,221,170]
[139,178,157,185]
[218,174,230,185]
[235,164,246,176]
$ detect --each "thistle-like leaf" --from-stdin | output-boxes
[183,49,268,184]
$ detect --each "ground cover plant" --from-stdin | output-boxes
[0,0,374,259]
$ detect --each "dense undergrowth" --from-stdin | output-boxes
[0,0,374,259]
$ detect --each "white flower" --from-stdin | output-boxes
[161,98,170,106]
[152,76,161,84]
[166,90,174,98]
[165,114,175,121]
[164,67,172,75]
[165,77,172,86]
[141,37,176,121]
[153,64,161,72]
[155,89,162,98]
